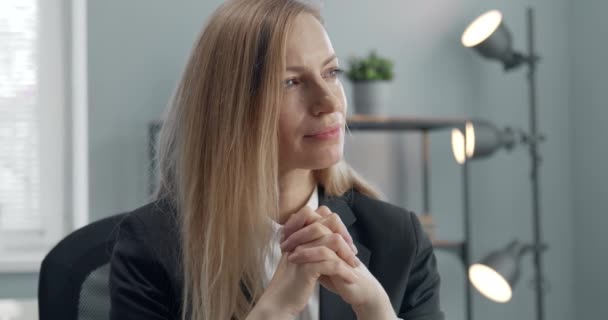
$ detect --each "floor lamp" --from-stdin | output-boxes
[454,7,548,320]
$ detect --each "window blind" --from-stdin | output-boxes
[0,0,67,271]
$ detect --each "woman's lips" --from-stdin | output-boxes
[304,125,342,140]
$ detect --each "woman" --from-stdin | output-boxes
[109,0,444,319]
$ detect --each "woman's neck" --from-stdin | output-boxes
[277,169,316,225]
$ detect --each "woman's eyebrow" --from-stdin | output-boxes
[286,54,337,72]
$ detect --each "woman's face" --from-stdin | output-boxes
[278,13,347,172]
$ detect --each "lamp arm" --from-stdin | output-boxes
[498,127,546,152]
[502,51,527,71]
[517,243,549,258]
[521,53,542,67]
[502,51,540,72]
[518,129,546,146]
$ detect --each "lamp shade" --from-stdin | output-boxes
[451,121,515,164]
[469,240,526,303]
[461,10,523,70]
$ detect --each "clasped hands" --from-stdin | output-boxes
[253,205,397,320]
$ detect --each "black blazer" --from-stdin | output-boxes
[109,186,445,320]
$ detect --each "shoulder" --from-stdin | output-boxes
[110,201,181,319]
[114,197,181,271]
[111,198,182,288]
[110,198,183,318]
[118,198,179,241]
[348,189,414,220]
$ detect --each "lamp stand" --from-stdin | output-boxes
[525,7,546,320]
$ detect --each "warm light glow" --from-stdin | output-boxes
[461,10,503,47]
[469,264,513,303]
[451,122,475,164]
[451,129,466,164]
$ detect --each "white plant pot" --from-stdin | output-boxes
[352,81,391,115]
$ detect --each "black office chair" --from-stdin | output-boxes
[38,213,127,320]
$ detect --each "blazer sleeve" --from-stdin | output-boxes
[397,212,445,320]
[110,214,173,320]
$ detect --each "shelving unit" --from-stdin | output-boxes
[347,114,473,320]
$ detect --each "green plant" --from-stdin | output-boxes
[347,50,394,82]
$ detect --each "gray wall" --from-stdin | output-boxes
[0,1,596,320]
[87,0,223,222]
[570,1,608,318]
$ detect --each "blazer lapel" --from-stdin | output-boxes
[318,186,371,320]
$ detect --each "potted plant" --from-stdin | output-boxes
[347,51,394,115]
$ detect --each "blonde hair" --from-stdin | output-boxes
[154,0,381,319]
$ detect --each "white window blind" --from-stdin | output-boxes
[0,0,67,271]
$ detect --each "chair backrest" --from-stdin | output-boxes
[38,213,127,320]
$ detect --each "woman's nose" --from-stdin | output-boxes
[310,82,341,116]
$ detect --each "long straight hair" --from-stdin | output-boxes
[154,1,381,319]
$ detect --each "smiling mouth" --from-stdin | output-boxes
[304,126,342,139]
[305,124,342,137]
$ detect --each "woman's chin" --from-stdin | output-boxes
[309,151,343,170]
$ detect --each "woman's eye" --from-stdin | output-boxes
[326,67,344,78]
[284,78,299,88]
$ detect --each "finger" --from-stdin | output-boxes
[288,245,335,264]
[319,213,356,253]
[316,205,333,217]
[281,222,331,253]
[317,207,356,254]
[281,206,357,255]
[289,233,359,268]
[281,205,335,241]
[299,252,357,284]
[281,206,322,241]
